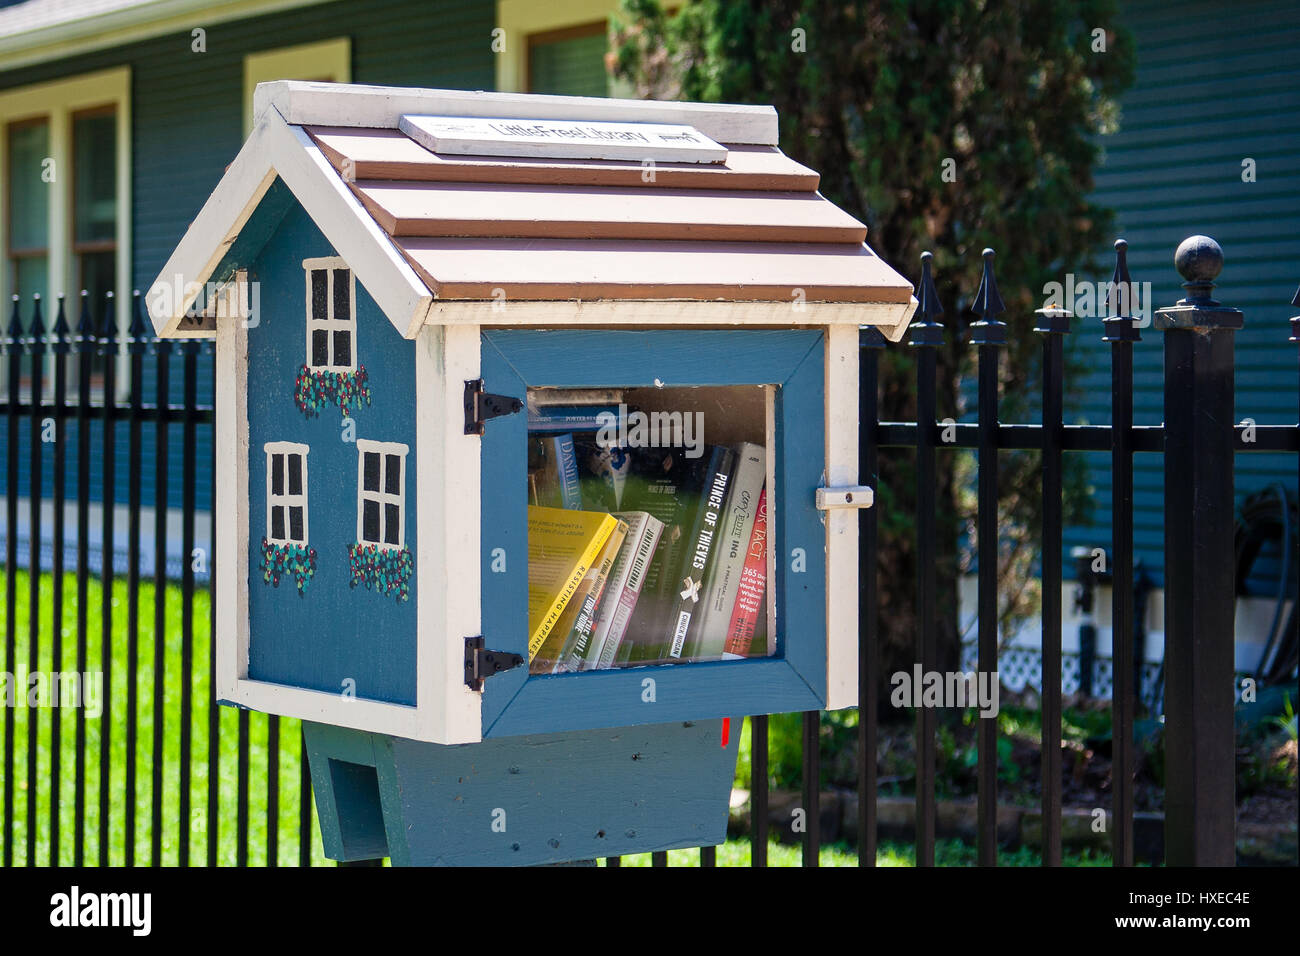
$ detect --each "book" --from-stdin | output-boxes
[529,433,582,510]
[615,447,719,665]
[526,506,619,662]
[690,443,766,659]
[664,445,737,660]
[528,404,622,433]
[586,511,665,670]
[573,433,631,511]
[723,487,768,658]
[528,388,625,408]
[539,518,628,674]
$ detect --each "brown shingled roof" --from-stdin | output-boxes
[306,124,913,306]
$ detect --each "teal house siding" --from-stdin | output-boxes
[244,195,417,706]
[0,0,495,522]
[1060,0,1300,583]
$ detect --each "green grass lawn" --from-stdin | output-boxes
[2,569,1116,867]
[607,839,1111,866]
[0,569,330,866]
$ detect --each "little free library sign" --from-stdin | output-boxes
[398,114,729,164]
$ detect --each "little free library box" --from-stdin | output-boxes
[148,81,917,865]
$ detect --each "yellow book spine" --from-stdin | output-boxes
[528,515,617,661]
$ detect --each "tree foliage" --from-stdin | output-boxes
[611,0,1135,684]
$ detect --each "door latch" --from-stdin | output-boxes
[815,485,875,510]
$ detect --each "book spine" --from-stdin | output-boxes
[723,488,768,658]
[614,449,712,666]
[527,511,616,662]
[692,443,765,659]
[667,446,736,659]
[592,515,663,669]
[529,557,589,661]
[527,404,622,432]
[554,434,582,509]
[585,512,647,668]
[557,521,627,671]
[637,489,682,599]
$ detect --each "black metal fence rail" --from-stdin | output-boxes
[1,232,1297,867]
[0,291,315,867]
[853,236,1298,868]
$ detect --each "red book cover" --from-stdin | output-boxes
[723,487,767,657]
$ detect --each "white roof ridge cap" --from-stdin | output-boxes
[253,81,780,146]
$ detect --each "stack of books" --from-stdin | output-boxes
[526,391,769,675]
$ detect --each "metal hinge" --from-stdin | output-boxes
[464,636,524,691]
[464,379,523,435]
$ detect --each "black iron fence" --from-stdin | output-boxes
[0,234,1297,867]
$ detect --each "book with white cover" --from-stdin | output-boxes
[586,510,665,669]
[689,442,766,659]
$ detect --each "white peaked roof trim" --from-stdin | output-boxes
[274,121,434,338]
[146,115,279,338]
[147,106,434,338]
[253,81,781,146]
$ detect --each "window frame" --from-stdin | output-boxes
[302,256,357,373]
[495,0,622,95]
[0,67,131,401]
[70,104,120,283]
[355,439,408,550]
[264,441,310,546]
[5,114,51,277]
[525,20,609,96]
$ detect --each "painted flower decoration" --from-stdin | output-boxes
[347,542,414,602]
[260,538,318,594]
[294,364,373,418]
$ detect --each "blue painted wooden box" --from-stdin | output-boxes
[304,718,740,866]
[147,82,915,863]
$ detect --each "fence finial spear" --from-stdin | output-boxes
[908,251,945,347]
[970,247,1007,346]
[129,290,150,355]
[1104,238,1140,342]
[99,291,117,356]
[52,295,71,355]
[75,289,96,346]
[28,294,45,354]
[1111,238,1132,299]
[5,295,23,351]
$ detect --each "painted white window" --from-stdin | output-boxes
[265,441,309,546]
[0,67,131,400]
[356,439,408,550]
[302,257,356,372]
